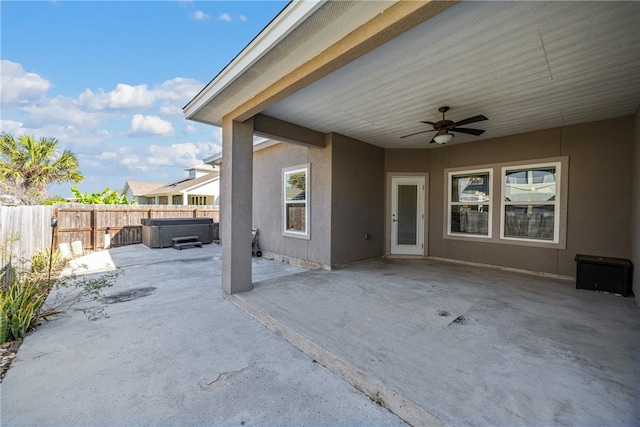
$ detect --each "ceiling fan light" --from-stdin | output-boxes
[434,132,454,145]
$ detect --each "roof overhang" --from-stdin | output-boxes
[185,0,640,150]
[183,1,329,126]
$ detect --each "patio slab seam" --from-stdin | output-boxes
[225,292,449,427]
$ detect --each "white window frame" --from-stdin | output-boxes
[500,161,561,244]
[444,156,568,249]
[447,168,493,239]
[282,164,310,239]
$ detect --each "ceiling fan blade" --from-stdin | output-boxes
[450,127,485,136]
[419,121,437,126]
[453,115,488,127]
[400,129,435,139]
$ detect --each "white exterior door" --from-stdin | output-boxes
[391,176,425,255]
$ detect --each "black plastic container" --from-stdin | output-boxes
[575,254,633,297]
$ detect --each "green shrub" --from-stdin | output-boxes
[0,274,47,343]
[29,247,68,282]
[0,238,117,345]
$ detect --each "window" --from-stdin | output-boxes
[283,164,309,238]
[502,162,560,243]
[189,195,207,205]
[448,169,492,237]
[445,157,567,248]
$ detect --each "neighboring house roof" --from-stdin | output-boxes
[124,181,164,196]
[187,164,216,173]
[143,171,220,196]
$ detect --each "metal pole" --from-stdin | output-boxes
[48,216,57,284]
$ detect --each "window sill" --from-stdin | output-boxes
[282,231,310,240]
[444,233,565,249]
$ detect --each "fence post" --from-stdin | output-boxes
[53,207,59,250]
[92,208,97,250]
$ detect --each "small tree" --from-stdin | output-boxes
[0,133,84,205]
[71,186,131,204]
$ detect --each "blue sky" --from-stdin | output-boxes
[0,0,288,196]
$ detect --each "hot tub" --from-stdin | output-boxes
[141,217,215,248]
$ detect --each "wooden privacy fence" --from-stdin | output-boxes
[0,205,220,270]
[1,205,54,270]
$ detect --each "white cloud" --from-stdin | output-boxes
[0,60,218,192]
[218,13,232,22]
[193,10,210,21]
[0,120,25,135]
[130,114,174,137]
[22,97,103,128]
[154,77,204,103]
[79,83,155,110]
[99,151,118,160]
[239,15,247,22]
[147,141,222,167]
[120,154,148,172]
[0,60,51,104]
[210,126,222,142]
[159,104,183,116]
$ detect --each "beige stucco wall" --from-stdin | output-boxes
[253,115,635,282]
[330,133,385,265]
[633,107,640,303]
[386,116,636,278]
[252,141,333,267]
[252,133,385,268]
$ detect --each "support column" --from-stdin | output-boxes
[221,117,254,294]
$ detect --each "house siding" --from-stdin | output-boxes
[385,116,635,277]
[633,106,640,303]
[330,133,385,266]
[252,133,385,268]
[252,142,333,267]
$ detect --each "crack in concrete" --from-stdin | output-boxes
[199,366,252,392]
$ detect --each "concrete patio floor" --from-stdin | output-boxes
[2,243,639,426]
[231,256,640,427]
[1,244,406,427]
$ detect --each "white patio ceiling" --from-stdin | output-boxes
[262,1,640,149]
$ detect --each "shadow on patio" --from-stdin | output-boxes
[232,257,640,426]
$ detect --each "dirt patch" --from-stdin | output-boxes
[450,315,468,325]
[101,287,156,304]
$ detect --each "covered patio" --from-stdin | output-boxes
[185,0,640,296]
[232,258,640,426]
[182,1,640,424]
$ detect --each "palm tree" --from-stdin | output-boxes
[0,133,84,205]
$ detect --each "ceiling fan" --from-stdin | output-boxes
[401,106,488,144]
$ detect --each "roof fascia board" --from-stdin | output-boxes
[184,1,324,119]
[203,136,280,165]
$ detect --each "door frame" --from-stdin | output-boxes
[385,173,429,257]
